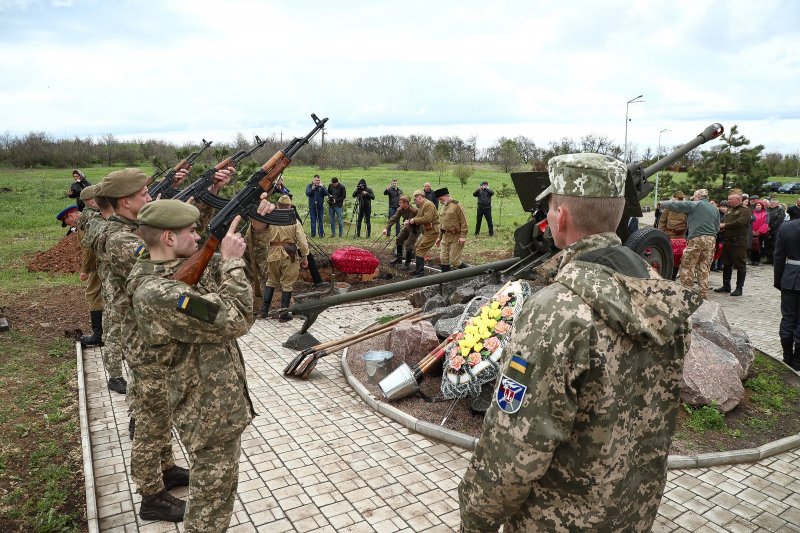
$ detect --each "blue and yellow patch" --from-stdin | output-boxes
[496,375,527,414]
[134,243,146,257]
[177,294,190,310]
[509,355,528,374]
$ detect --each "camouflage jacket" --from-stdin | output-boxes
[104,214,146,356]
[83,215,112,297]
[77,207,101,274]
[459,232,702,533]
[128,254,255,450]
[657,208,688,239]
[439,200,468,238]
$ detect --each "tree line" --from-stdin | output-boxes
[2,128,798,194]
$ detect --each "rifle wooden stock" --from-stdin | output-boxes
[172,235,220,285]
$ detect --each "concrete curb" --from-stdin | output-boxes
[340,335,800,467]
[76,342,99,533]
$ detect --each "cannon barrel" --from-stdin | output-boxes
[641,123,724,179]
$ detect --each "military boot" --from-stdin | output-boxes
[279,292,293,322]
[730,269,746,296]
[390,245,404,265]
[129,417,135,440]
[259,286,275,319]
[139,489,186,523]
[440,264,451,272]
[412,256,425,277]
[714,266,732,293]
[162,465,190,490]
[791,343,800,372]
[80,310,103,347]
[781,338,794,366]
[401,250,414,270]
[107,377,127,394]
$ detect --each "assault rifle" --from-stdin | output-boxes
[173,135,269,204]
[145,165,169,187]
[148,139,213,199]
[172,114,328,285]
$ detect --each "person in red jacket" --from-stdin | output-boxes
[751,200,770,265]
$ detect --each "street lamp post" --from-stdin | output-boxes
[624,94,644,162]
[654,128,671,208]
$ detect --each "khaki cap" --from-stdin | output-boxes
[137,199,200,229]
[412,189,425,197]
[79,185,96,201]
[278,194,292,206]
[101,168,149,198]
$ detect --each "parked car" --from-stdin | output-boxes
[762,181,782,193]
[778,182,800,194]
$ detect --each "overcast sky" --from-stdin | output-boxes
[2,0,799,157]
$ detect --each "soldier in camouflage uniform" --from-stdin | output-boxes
[408,189,440,277]
[101,169,190,523]
[657,190,688,238]
[383,194,419,268]
[659,188,720,299]
[254,194,309,321]
[459,153,703,532]
[714,189,751,296]
[434,187,468,271]
[129,200,263,532]
[76,186,105,346]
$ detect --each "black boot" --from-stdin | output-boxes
[413,256,425,277]
[108,377,127,394]
[781,338,794,366]
[162,465,190,490]
[259,286,275,319]
[80,310,103,346]
[279,291,293,322]
[139,489,186,523]
[730,269,745,296]
[129,417,135,440]
[792,343,800,371]
[441,264,451,272]
[709,260,718,272]
[714,266,732,293]
[400,250,412,270]
[390,245,404,265]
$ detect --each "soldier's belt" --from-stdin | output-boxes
[269,241,293,247]
[442,228,461,235]
[423,223,434,230]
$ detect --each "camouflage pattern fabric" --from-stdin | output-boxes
[410,199,440,257]
[678,234,717,299]
[84,216,123,378]
[77,207,104,310]
[459,232,703,532]
[657,209,688,239]
[129,254,255,532]
[537,153,627,201]
[439,200,468,268]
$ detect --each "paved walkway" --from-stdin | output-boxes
[83,255,800,532]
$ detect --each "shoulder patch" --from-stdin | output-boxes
[135,243,146,257]
[496,374,527,414]
[175,293,220,324]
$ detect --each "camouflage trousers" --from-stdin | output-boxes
[84,271,104,311]
[129,361,175,496]
[184,435,242,533]
[679,234,717,299]
[440,233,465,268]
[99,306,123,379]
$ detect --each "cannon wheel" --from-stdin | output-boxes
[625,227,674,279]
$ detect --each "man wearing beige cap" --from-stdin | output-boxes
[659,188,720,298]
[407,189,440,277]
[460,153,702,532]
[75,185,105,346]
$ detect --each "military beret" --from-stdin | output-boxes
[79,185,95,201]
[278,194,292,206]
[536,153,627,202]
[137,199,200,229]
[412,189,425,197]
[100,168,149,198]
[56,205,79,226]
[434,187,449,198]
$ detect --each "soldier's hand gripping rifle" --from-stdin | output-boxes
[148,139,213,199]
[172,135,270,206]
[171,114,328,285]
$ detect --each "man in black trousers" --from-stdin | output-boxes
[473,181,494,236]
[774,215,800,370]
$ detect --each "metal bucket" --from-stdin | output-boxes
[378,363,419,401]
[334,282,351,294]
[362,350,393,384]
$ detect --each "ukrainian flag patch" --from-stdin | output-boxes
[509,355,528,374]
[134,243,146,257]
[177,294,190,310]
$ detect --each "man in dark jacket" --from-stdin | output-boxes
[764,198,786,264]
[423,182,439,209]
[305,174,328,238]
[384,178,403,237]
[473,181,494,236]
[774,217,800,370]
[67,169,91,210]
[352,178,375,237]
[327,177,346,237]
[715,190,751,296]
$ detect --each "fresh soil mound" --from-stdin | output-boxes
[27,232,81,273]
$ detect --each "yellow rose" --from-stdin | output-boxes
[480,329,491,340]
[481,305,490,315]
[487,319,497,329]
[491,301,500,310]
[474,342,483,352]
[461,347,471,357]
[491,309,502,319]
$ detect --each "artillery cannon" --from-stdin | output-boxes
[281,123,724,354]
